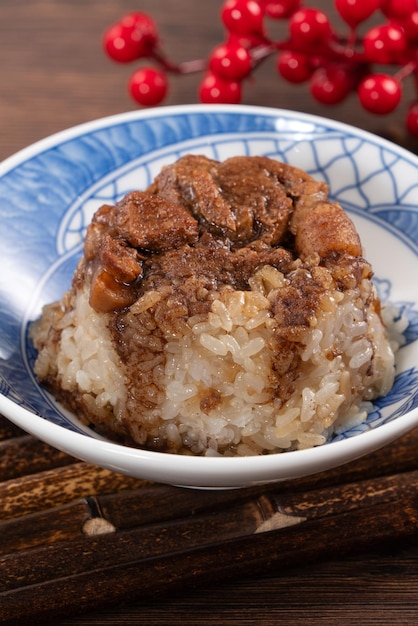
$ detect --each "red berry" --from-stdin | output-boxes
[398,11,418,43]
[103,12,157,63]
[310,65,353,105]
[128,67,168,106]
[406,101,418,137]
[363,24,407,64]
[277,51,312,83]
[357,74,402,114]
[289,8,332,47]
[103,24,140,63]
[209,43,252,81]
[261,0,301,19]
[335,0,380,28]
[221,0,265,37]
[199,73,242,104]
[120,11,157,43]
[381,0,418,20]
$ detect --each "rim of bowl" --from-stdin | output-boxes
[1,103,418,487]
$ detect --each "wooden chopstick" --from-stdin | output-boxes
[0,434,75,481]
[2,424,418,554]
[0,421,418,623]
[4,467,418,588]
[0,483,254,555]
[1,461,147,521]
[0,498,98,554]
[3,424,418,523]
[1,468,418,624]
[2,457,418,557]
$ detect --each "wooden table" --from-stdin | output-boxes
[1,2,418,624]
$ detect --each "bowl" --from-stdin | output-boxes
[1,104,418,489]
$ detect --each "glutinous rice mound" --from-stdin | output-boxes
[30,155,399,456]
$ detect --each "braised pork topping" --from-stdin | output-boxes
[78,155,364,315]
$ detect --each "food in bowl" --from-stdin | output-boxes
[30,154,398,457]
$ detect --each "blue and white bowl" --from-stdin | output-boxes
[1,104,417,488]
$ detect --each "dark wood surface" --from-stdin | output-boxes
[1,1,418,624]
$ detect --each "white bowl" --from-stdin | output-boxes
[1,104,418,488]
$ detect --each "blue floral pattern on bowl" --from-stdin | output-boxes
[0,104,417,471]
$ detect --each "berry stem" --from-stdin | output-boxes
[151,48,207,74]
[178,58,208,74]
[347,27,357,49]
[395,60,418,82]
[103,4,418,138]
[250,43,278,69]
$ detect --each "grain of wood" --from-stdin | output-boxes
[0,462,146,521]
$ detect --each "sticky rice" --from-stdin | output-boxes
[30,155,398,456]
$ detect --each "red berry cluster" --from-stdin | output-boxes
[103,0,418,137]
